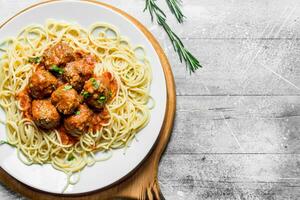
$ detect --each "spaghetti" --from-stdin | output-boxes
[0,20,152,191]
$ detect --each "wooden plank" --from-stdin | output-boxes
[166,96,300,154]
[158,154,300,200]
[178,0,300,39]
[160,183,300,200]
[168,39,300,96]
[0,1,177,200]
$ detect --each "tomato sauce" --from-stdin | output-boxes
[16,87,32,119]
[90,107,110,132]
[58,127,78,145]
[17,73,115,146]
[102,71,118,99]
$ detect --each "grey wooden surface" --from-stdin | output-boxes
[1,0,300,199]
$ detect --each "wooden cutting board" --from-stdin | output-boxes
[0,0,176,199]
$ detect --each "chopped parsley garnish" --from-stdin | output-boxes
[97,94,107,104]
[75,111,80,115]
[67,155,75,161]
[90,78,99,89]
[50,65,64,75]
[81,91,90,99]
[108,90,112,97]
[63,85,72,91]
[28,56,42,64]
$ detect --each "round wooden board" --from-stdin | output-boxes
[0,0,176,199]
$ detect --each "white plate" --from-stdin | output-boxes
[0,0,166,194]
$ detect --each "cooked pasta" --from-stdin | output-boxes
[0,20,152,191]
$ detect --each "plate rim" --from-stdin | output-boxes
[0,0,176,196]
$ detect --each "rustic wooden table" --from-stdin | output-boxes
[1,0,300,199]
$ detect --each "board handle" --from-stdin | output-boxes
[142,179,164,200]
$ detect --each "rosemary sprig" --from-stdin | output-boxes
[144,0,201,73]
[166,0,185,23]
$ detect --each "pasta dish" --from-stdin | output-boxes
[0,20,152,190]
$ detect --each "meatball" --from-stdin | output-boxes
[43,42,75,69]
[32,100,60,129]
[29,68,58,99]
[51,84,81,115]
[82,76,111,111]
[63,57,95,91]
[64,104,93,137]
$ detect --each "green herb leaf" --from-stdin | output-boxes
[63,85,72,91]
[166,0,185,23]
[90,78,99,89]
[28,56,42,64]
[97,94,107,104]
[81,91,90,99]
[144,0,201,73]
[108,90,112,97]
[67,155,75,161]
[75,111,80,115]
[50,65,64,75]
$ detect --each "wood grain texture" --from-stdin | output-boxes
[1,0,300,199]
[0,1,176,200]
[159,154,300,200]
[165,38,300,96]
